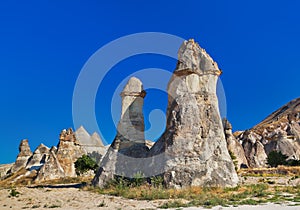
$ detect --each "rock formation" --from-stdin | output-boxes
[11,139,32,173]
[26,144,50,171]
[36,129,85,181]
[149,39,238,188]
[223,118,248,169]
[238,130,268,168]
[35,146,65,181]
[93,77,149,187]
[236,97,300,167]
[75,126,107,164]
[55,128,85,177]
[0,163,14,179]
[4,126,106,183]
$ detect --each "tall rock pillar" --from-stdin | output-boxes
[93,77,148,187]
[117,77,146,151]
[150,39,239,188]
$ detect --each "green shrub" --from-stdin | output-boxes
[9,188,20,197]
[74,154,99,175]
[267,151,288,167]
[150,176,164,188]
[132,171,145,187]
[287,159,300,166]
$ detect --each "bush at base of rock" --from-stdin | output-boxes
[267,151,300,168]
[267,151,288,167]
[75,155,98,176]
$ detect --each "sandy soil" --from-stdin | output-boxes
[0,185,299,210]
[185,205,300,210]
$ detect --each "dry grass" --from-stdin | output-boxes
[239,166,300,177]
[86,183,300,208]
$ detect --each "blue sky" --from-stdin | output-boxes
[1,1,300,164]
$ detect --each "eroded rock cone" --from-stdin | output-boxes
[11,139,32,173]
[93,77,149,187]
[26,143,50,171]
[150,39,239,188]
[75,126,107,164]
[56,128,85,177]
[35,146,65,182]
[35,128,85,181]
[223,118,248,169]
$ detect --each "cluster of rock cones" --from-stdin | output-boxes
[1,39,300,189]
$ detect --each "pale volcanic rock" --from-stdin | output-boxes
[35,146,65,182]
[93,77,149,188]
[118,77,146,146]
[236,97,300,167]
[223,118,248,169]
[75,126,107,164]
[11,139,33,173]
[149,39,238,188]
[35,129,85,181]
[26,143,50,171]
[56,128,85,177]
[0,163,13,179]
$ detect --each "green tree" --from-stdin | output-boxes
[74,154,98,175]
[267,151,288,167]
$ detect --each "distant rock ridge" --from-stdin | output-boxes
[236,97,300,168]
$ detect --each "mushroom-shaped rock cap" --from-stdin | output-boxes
[121,77,144,96]
[176,39,221,75]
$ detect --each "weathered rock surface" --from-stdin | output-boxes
[11,139,32,173]
[36,129,85,181]
[236,97,300,167]
[75,126,107,164]
[0,163,13,179]
[56,128,85,177]
[35,146,65,182]
[26,144,50,171]
[240,130,268,168]
[93,77,149,187]
[149,39,238,188]
[223,118,248,169]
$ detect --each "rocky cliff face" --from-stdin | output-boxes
[236,97,300,167]
[11,139,32,173]
[93,77,149,187]
[149,39,238,188]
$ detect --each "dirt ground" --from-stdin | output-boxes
[0,184,299,210]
